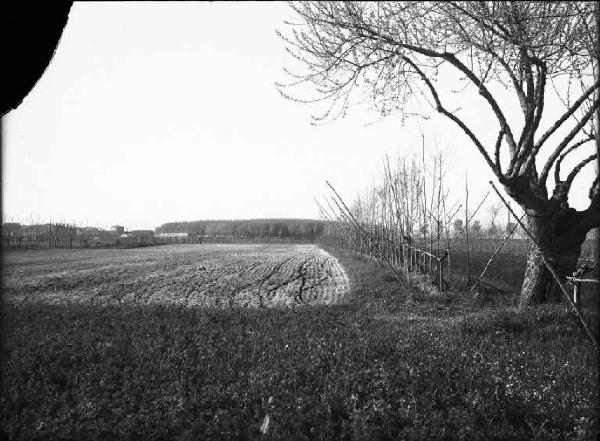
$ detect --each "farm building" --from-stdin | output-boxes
[111,225,125,235]
[155,232,197,243]
[126,230,154,237]
[119,230,155,244]
[156,232,188,239]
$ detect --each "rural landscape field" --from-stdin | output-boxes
[3,1,600,440]
[2,244,597,440]
[2,244,349,308]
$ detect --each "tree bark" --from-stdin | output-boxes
[519,209,588,308]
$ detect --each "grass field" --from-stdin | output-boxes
[446,250,527,294]
[445,250,598,310]
[1,244,598,440]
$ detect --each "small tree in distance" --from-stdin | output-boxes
[487,223,500,238]
[487,203,502,237]
[470,220,482,237]
[453,218,464,236]
[278,1,600,307]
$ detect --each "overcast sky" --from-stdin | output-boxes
[3,2,595,231]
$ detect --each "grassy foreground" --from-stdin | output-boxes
[1,246,598,440]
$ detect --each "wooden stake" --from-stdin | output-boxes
[468,214,524,294]
[465,172,471,284]
[326,181,408,286]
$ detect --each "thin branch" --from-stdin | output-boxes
[554,136,594,183]
[539,100,600,184]
[565,154,597,187]
[328,15,520,155]
[530,78,600,158]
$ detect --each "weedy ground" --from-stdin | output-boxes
[1,245,598,440]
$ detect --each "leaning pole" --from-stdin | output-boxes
[594,2,600,274]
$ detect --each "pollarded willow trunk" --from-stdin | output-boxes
[519,209,589,308]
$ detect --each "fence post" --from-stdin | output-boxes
[573,281,580,307]
[465,173,471,284]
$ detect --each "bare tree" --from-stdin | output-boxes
[279,1,600,307]
[487,203,502,236]
[489,204,501,228]
[471,220,482,237]
[453,218,464,236]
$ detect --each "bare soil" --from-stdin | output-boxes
[2,244,350,308]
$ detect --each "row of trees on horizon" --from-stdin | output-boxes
[2,215,532,248]
[155,219,325,240]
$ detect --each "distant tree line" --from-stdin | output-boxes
[155,219,325,240]
[2,222,79,248]
[2,222,155,249]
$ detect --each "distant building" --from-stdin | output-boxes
[156,232,187,238]
[128,230,154,238]
[118,230,154,244]
[111,225,125,235]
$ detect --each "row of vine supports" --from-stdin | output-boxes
[318,149,598,347]
[318,148,498,294]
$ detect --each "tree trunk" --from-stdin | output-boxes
[519,209,588,308]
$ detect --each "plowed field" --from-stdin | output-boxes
[2,244,349,307]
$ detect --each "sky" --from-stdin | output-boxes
[2,2,596,231]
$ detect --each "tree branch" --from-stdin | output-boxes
[441,3,529,114]
[494,126,505,172]
[539,100,600,185]
[554,136,594,184]
[329,15,520,157]
[402,56,501,178]
[565,153,597,188]
[530,78,600,157]
[510,58,547,176]
[435,51,519,155]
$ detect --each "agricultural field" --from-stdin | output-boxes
[2,244,349,308]
[1,245,598,440]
